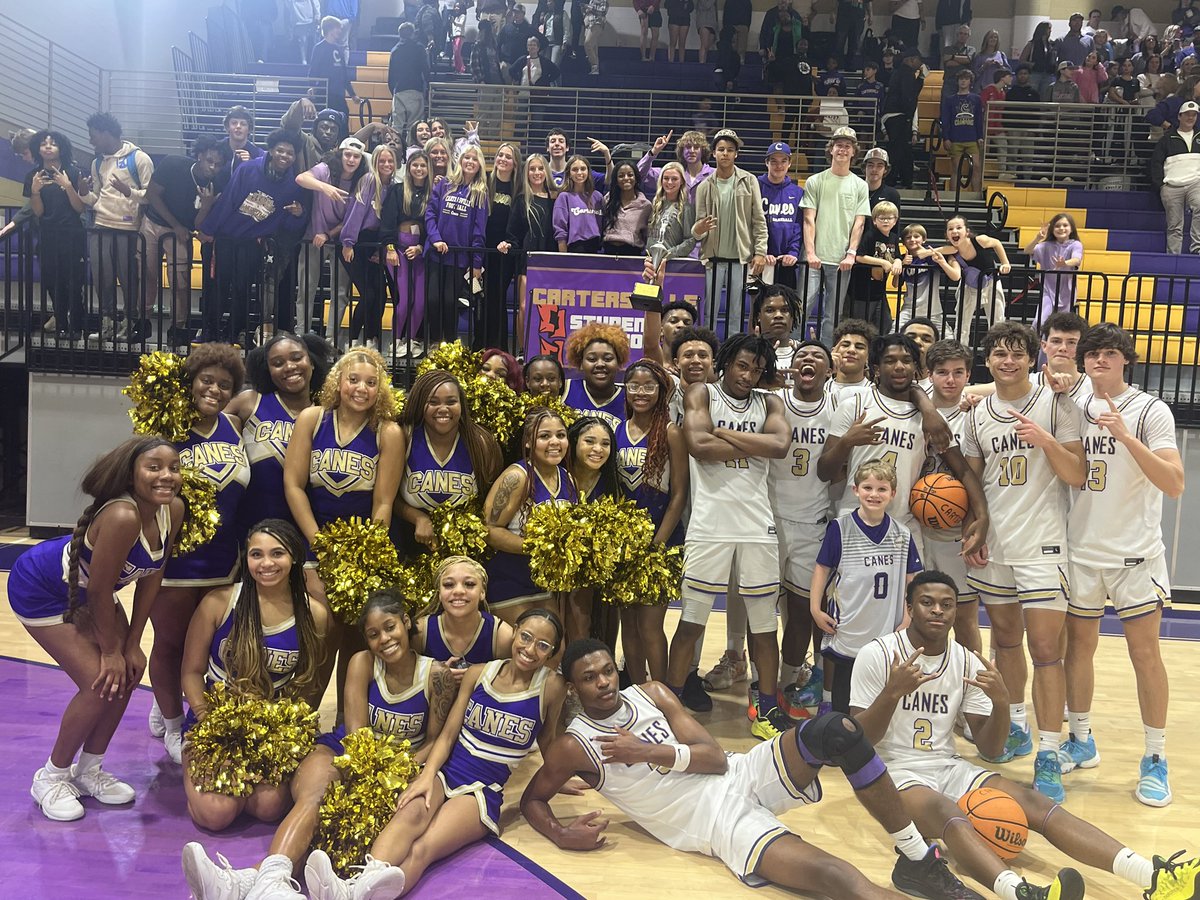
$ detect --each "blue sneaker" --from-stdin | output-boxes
[796,667,823,708]
[982,723,1033,763]
[1136,754,1172,807]
[1057,733,1100,773]
[1033,750,1065,803]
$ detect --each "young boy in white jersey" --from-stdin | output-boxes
[811,459,923,714]
[1063,323,1183,807]
[524,639,983,900]
[827,318,878,400]
[850,571,1199,900]
[667,333,792,739]
[921,339,983,654]
[961,322,1086,803]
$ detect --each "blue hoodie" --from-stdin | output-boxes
[425,179,487,268]
[757,174,803,257]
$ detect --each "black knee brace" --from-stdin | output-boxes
[796,712,886,789]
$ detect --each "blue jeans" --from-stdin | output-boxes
[801,263,851,346]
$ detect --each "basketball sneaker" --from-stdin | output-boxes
[31,767,84,822]
[1033,750,1065,803]
[703,649,748,691]
[750,705,789,742]
[1056,734,1100,774]
[1136,755,1172,808]
[182,842,257,900]
[891,845,983,898]
[149,699,166,738]
[795,666,823,709]
[72,763,135,805]
[1146,851,1200,900]
[981,724,1033,763]
[680,671,713,712]
[747,681,760,721]
[780,683,815,721]
[1014,867,1085,900]
[245,855,303,900]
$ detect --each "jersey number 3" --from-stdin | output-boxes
[791,448,810,476]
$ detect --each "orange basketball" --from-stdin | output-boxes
[909,472,969,529]
[957,787,1029,860]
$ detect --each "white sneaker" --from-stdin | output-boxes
[245,855,303,900]
[589,65,600,75]
[71,763,135,805]
[352,856,406,900]
[41,315,57,333]
[365,338,378,351]
[149,699,166,738]
[407,339,425,358]
[88,317,116,343]
[164,727,184,764]
[305,850,353,900]
[31,767,84,821]
[392,340,411,359]
[182,841,257,900]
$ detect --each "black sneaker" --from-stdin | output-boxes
[681,671,713,712]
[891,846,983,899]
[1015,868,1084,900]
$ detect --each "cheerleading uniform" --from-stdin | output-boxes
[399,425,478,512]
[164,413,251,587]
[423,611,502,664]
[615,421,684,546]
[8,496,171,627]
[306,411,380,564]
[240,392,302,533]
[438,659,551,833]
[485,462,578,610]
[318,654,435,754]
[563,379,625,432]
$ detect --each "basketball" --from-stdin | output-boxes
[910,473,970,529]
[957,787,1029,860]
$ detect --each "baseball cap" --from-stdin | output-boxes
[831,126,859,145]
[1057,60,1076,71]
[864,147,890,166]
[765,142,792,158]
[713,128,743,148]
[339,137,366,156]
[1181,101,1200,113]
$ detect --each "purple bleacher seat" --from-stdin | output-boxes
[1065,189,1162,211]
[1106,231,1166,253]
[1084,209,1165,231]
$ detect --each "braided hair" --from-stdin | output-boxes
[622,358,673,491]
[714,332,778,384]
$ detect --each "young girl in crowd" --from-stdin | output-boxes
[940,215,1012,343]
[563,322,629,431]
[424,136,455,184]
[643,162,699,285]
[407,120,431,158]
[342,144,399,350]
[553,155,604,253]
[424,145,487,346]
[601,160,652,256]
[382,150,430,359]
[1025,213,1084,326]
[895,224,961,330]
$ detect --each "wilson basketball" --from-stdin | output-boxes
[957,787,1029,860]
[909,473,969,529]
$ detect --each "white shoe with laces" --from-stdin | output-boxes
[351,856,406,900]
[305,850,353,900]
[182,842,258,900]
[245,854,304,900]
[149,699,166,738]
[71,763,135,805]
[31,767,84,821]
[165,727,184,764]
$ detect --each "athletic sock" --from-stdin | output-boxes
[1067,710,1091,742]
[890,822,930,862]
[44,758,72,777]
[76,751,104,773]
[165,714,185,734]
[1037,731,1061,754]
[758,693,779,717]
[994,870,1023,900]
[748,661,759,681]
[1144,725,1166,758]
[726,636,746,653]
[1009,703,1027,732]
[780,662,804,688]
[1112,847,1155,888]
[822,688,832,704]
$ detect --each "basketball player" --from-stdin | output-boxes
[828,318,878,400]
[523,639,983,900]
[965,312,1088,406]
[659,300,698,369]
[922,339,983,654]
[1064,324,1183,807]
[961,322,1086,803]
[902,316,939,392]
[753,284,804,385]
[850,571,1200,900]
[665,333,792,739]
[818,333,989,561]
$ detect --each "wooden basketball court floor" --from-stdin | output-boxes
[1,541,1196,899]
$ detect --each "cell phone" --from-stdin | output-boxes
[450,658,471,670]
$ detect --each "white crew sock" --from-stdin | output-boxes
[1037,731,1061,754]
[164,714,185,734]
[45,757,72,777]
[780,662,804,688]
[890,822,930,862]
[994,870,1023,900]
[1144,725,1166,758]
[1009,703,1027,732]
[76,751,104,773]
[1112,847,1155,888]
[1067,710,1091,741]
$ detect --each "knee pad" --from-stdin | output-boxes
[795,712,885,790]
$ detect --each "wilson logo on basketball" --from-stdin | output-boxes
[991,825,1027,850]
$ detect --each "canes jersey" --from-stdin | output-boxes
[688,383,775,543]
[1034,369,1089,407]
[962,386,1082,565]
[400,425,478,512]
[1067,387,1177,567]
[769,389,837,524]
[849,630,992,768]
[919,403,969,544]
[367,655,434,748]
[563,379,625,432]
[308,410,380,527]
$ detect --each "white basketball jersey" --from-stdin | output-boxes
[919,404,969,544]
[824,512,914,659]
[962,386,1081,566]
[688,383,775,543]
[669,374,685,427]
[849,630,991,769]
[1033,369,1089,407]
[825,377,870,403]
[769,389,837,524]
[831,387,926,530]
[565,686,729,855]
[1068,387,1177,567]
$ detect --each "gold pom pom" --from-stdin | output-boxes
[461,375,522,446]
[429,505,491,560]
[312,517,406,622]
[391,386,407,420]
[174,466,220,557]
[416,340,481,385]
[123,351,198,442]
[523,500,586,592]
[524,497,656,592]
[602,542,684,607]
[184,683,318,797]
[516,392,579,431]
[314,728,422,877]
[393,558,437,609]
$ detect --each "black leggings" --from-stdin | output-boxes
[426,256,466,344]
[829,654,856,714]
[348,230,390,342]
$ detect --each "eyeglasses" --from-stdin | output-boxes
[518,631,555,655]
[625,383,659,395]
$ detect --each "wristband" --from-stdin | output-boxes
[845,250,857,257]
[671,743,691,772]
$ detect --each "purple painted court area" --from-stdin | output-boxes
[0,656,580,900]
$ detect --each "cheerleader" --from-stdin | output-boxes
[397,370,502,552]
[381,150,430,360]
[565,416,619,645]
[341,144,399,349]
[484,409,578,625]
[523,353,565,398]
[563,322,628,431]
[182,588,456,900]
[479,348,524,392]
[149,343,250,764]
[283,348,405,718]
[615,359,688,683]
[10,438,183,822]
[179,520,329,832]
[305,609,567,900]
[415,556,515,669]
[226,331,335,536]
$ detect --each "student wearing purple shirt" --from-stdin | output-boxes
[1025,214,1084,326]
[940,69,984,192]
[425,145,488,345]
[757,142,803,290]
[553,156,605,252]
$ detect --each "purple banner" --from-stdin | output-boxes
[523,253,706,365]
